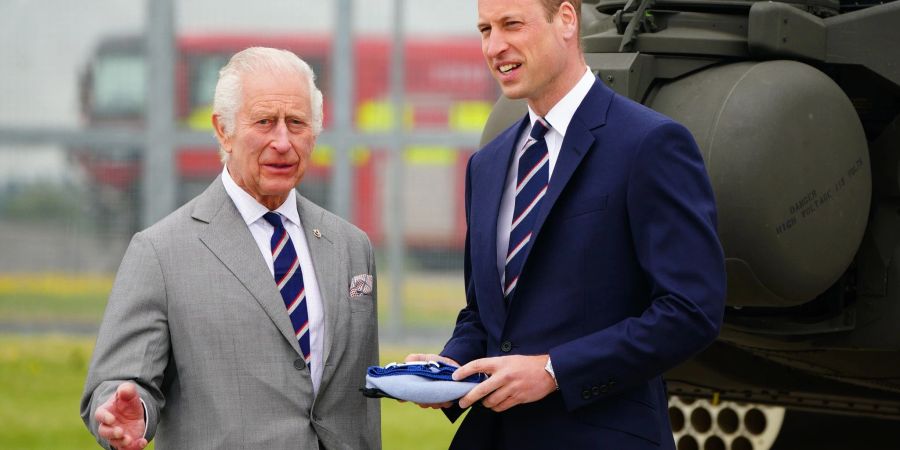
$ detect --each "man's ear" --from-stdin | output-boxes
[212,114,231,153]
[558,1,579,40]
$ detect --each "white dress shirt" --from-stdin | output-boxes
[222,167,326,394]
[496,66,596,285]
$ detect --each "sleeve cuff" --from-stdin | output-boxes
[140,398,149,439]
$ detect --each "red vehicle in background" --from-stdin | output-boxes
[77,33,498,257]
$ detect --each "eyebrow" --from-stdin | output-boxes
[478,13,519,28]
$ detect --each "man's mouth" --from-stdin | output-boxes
[263,162,297,172]
[498,63,521,74]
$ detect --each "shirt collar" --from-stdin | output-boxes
[221,166,301,228]
[527,66,595,137]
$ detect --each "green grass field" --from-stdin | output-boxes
[0,275,112,325]
[0,335,459,449]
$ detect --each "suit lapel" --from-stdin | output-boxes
[296,197,340,369]
[473,117,530,315]
[194,179,302,356]
[513,79,612,295]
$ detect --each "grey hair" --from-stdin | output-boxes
[213,47,324,161]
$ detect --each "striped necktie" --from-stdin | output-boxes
[504,118,550,300]
[263,212,311,367]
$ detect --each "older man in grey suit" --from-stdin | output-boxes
[81,47,380,450]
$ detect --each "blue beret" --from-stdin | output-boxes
[362,361,486,403]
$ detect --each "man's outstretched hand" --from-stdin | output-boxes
[95,382,148,450]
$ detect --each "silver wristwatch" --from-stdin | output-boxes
[544,356,559,390]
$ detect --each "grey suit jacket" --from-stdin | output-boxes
[81,177,380,449]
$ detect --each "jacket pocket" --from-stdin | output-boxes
[572,387,661,444]
[349,293,375,313]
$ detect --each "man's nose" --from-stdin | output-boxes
[484,30,508,59]
[269,119,291,152]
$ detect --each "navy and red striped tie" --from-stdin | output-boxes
[263,212,311,367]
[504,118,550,300]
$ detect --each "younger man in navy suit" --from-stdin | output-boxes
[407,0,726,448]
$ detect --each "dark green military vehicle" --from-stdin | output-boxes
[482,0,900,448]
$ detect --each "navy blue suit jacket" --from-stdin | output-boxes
[441,78,726,449]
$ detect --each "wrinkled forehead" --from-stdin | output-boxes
[246,95,311,116]
[240,71,310,108]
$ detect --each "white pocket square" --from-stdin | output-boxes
[349,274,373,297]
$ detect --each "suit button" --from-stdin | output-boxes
[582,390,591,400]
[600,384,609,393]
[500,341,513,352]
[591,386,600,396]
[293,358,305,370]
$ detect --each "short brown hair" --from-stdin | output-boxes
[540,0,582,24]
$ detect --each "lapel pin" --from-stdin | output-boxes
[313,229,322,238]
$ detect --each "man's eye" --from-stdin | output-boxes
[288,119,309,130]
[257,119,271,125]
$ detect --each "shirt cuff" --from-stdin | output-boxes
[140,398,149,438]
[544,356,559,390]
